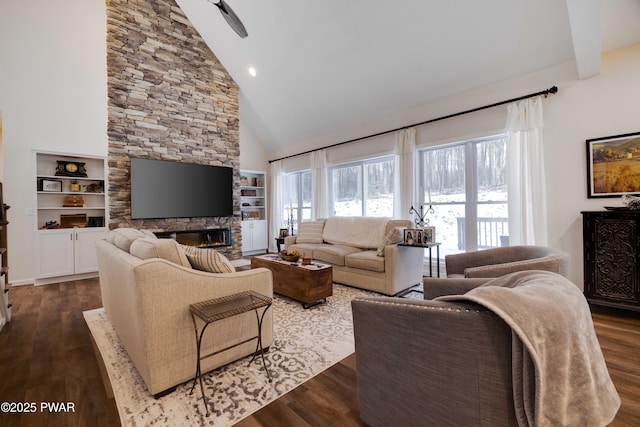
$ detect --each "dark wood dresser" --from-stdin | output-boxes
[582,210,640,311]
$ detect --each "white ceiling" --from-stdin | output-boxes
[176,0,640,153]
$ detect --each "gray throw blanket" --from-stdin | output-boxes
[437,270,620,427]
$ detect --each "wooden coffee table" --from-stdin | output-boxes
[251,254,333,308]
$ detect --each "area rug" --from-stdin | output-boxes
[83,284,377,426]
[400,282,424,300]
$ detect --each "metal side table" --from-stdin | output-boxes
[189,290,272,417]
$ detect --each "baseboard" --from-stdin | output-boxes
[9,278,35,287]
[34,272,99,286]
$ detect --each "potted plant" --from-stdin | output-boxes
[240,175,249,186]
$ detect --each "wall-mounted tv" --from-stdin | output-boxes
[130,158,233,219]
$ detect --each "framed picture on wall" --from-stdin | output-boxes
[586,131,640,198]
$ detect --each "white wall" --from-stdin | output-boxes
[545,44,640,287]
[239,111,269,172]
[0,1,269,284]
[274,44,640,288]
[0,1,108,284]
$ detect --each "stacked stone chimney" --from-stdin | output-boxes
[106,0,241,258]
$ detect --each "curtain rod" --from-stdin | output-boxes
[268,85,558,164]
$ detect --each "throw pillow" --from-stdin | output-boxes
[107,228,148,252]
[181,245,236,273]
[376,226,405,256]
[140,229,158,239]
[129,238,191,267]
[296,220,325,244]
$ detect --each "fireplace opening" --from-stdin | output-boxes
[154,228,231,248]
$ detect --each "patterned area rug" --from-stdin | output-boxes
[400,282,424,300]
[84,284,377,426]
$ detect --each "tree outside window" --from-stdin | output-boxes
[330,156,394,217]
[420,136,508,254]
[282,170,311,233]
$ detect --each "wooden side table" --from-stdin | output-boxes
[189,291,272,416]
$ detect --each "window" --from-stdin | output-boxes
[330,156,394,217]
[282,170,312,233]
[420,136,508,253]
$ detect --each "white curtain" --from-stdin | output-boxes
[269,161,283,253]
[506,96,548,245]
[311,150,329,219]
[393,127,416,220]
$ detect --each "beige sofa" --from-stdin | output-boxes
[284,217,423,295]
[96,228,273,397]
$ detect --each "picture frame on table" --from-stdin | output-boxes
[403,229,415,245]
[586,131,640,198]
[423,226,436,244]
[415,230,424,245]
[279,228,289,238]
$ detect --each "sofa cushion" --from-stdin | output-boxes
[107,228,149,252]
[313,244,363,266]
[129,238,191,267]
[346,251,385,272]
[376,226,406,256]
[181,245,236,273]
[296,220,325,244]
[323,216,389,249]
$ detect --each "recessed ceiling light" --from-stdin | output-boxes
[248,67,257,77]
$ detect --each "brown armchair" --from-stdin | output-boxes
[444,245,569,278]
[352,270,619,427]
[424,245,569,299]
[352,296,516,426]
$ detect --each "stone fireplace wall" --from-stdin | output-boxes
[106,0,241,258]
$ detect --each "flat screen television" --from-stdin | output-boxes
[130,158,233,219]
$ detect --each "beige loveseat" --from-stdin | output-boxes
[96,228,273,397]
[284,217,423,295]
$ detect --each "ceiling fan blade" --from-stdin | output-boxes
[214,0,248,38]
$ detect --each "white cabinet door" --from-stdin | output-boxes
[37,227,107,278]
[241,221,255,252]
[37,229,75,278]
[242,220,268,253]
[252,220,267,251]
[74,228,108,274]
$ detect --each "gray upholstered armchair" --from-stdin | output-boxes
[352,296,516,426]
[424,245,570,299]
[352,270,620,427]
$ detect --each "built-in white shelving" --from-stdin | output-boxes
[34,151,109,283]
[240,170,267,254]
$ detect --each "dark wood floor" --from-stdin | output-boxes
[0,279,119,427]
[1,279,639,426]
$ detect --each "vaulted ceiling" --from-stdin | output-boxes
[176,0,640,153]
